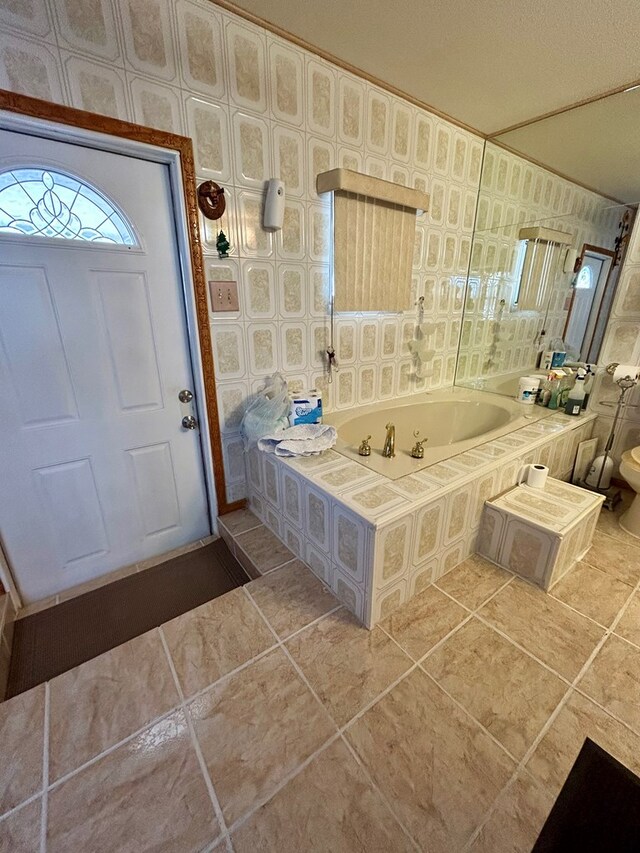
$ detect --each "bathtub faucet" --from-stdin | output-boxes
[382,423,395,458]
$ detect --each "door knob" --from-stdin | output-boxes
[181,415,198,430]
[178,389,194,403]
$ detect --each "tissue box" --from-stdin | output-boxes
[289,392,322,426]
[477,478,604,590]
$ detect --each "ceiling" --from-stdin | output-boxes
[228,0,640,200]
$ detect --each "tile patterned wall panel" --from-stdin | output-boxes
[175,0,225,100]
[53,0,120,61]
[64,56,130,120]
[374,514,414,591]
[332,505,368,584]
[6,0,628,501]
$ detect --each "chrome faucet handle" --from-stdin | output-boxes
[358,435,372,456]
[410,430,428,459]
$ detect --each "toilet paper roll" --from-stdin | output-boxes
[526,464,549,490]
[612,364,640,384]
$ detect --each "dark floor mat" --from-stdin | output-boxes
[532,737,640,851]
[6,538,249,698]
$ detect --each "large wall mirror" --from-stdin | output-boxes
[455,85,639,398]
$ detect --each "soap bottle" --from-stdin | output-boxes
[548,374,561,409]
[564,374,586,416]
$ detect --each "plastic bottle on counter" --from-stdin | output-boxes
[564,373,586,416]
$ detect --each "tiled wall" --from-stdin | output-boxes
[0,0,626,502]
[458,142,621,383]
[0,0,482,502]
[588,214,640,469]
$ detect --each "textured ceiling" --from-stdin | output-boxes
[227,0,640,199]
[495,87,640,203]
[228,0,640,133]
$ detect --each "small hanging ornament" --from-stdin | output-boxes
[216,229,230,258]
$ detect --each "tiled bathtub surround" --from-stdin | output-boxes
[1,503,639,852]
[247,404,596,626]
[0,0,624,504]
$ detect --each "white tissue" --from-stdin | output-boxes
[612,364,640,384]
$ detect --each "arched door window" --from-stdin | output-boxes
[0,168,137,245]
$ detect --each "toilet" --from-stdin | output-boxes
[619,448,640,537]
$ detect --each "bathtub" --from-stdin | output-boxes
[325,386,552,479]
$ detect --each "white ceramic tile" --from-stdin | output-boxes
[175,0,225,99]
[185,96,232,182]
[64,54,130,119]
[280,321,308,372]
[332,504,368,583]
[119,0,177,81]
[338,74,364,147]
[226,18,267,113]
[277,199,306,261]
[0,0,52,38]
[242,259,276,319]
[332,565,365,623]
[0,32,64,102]
[54,0,120,60]
[211,321,246,380]
[232,110,271,188]
[268,36,304,126]
[306,57,335,138]
[129,76,182,133]
[237,190,274,258]
[247,322,279,376]
[273,125,304,197]
[304,483,332,554]
[374,514,413,591]
[277,263,306,319]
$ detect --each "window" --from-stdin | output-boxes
[575,266,592,289]
[0,168,137,245]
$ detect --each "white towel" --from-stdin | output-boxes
[258,424,337,457]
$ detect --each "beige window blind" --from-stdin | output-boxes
[317,169,429,313]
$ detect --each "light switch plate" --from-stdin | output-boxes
[209,280,239,312]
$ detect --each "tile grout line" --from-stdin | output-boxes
[338,732,422,853]
[242,584,422,848]
[157,626,229,848]
[40,681,50,853]
[463,570,640,850]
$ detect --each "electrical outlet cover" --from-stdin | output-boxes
[209,280,239,312]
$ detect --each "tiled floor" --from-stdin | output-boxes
[1,501,640,852]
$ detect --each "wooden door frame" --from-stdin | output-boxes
[0,89,242,520]
[562,243,616,356]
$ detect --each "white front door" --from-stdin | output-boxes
[0,128,210,603]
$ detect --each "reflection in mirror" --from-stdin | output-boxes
[455,141,634,399]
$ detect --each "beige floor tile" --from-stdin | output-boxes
[232,739,414,853]
[551,561,633,626]
[577,635,640,734]
[47,710,217,853]
[435,554,511,610]
[380,585,468,660]
[235,525,295,574]
[49,629,180,782]
[286,609,412,727]
[0,684,44,814]
[0,798,42,853]
[162,587,275,698]
[423,618,567,759]
[190,648,336,825]
[596,491,637,547]
[247,560,339,639]
[615,593,640,648]
[468,772,554,853]
[218,508,261,536]
[526,690,640,798]
[478,579,604,680]
[345,668,515,853]
[582,530,640,586]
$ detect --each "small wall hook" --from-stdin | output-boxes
[197,181,226,220]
